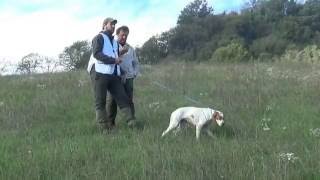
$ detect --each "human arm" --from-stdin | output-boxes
[92,34,117,64]
[132,48,140,77]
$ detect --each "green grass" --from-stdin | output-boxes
[0,62,320,179]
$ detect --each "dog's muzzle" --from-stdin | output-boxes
[216,120,224,127]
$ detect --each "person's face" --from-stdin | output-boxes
[104,22,116,34]
[117,30,129,45]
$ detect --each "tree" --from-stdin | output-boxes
[177,0,213,25]
[16,53,42,74]
[0,60,8,75]
[299,0,320,16]
[40,56,60,73]
[59,40,91,71]
[137,36,168,64]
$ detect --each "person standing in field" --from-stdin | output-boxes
[87,17,136,132]
[106,26,140,127]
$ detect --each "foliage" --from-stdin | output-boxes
[136,35,169,64]
[211,42,250,62]
[137,0,320,64]
[59,40,91,70]
[280,45,320,63]
[16,53,43,74]
[177,0,213,25]
[249,35,289,58]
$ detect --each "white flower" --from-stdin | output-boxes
[310,128,320,137]
[267,67,273,76]
[266,105,272,111]
[279,152,299,162]
[0,101,4,107]
[36,83,46,89]
[148,102,160,110]
[78,80,86,87]
[263,127,271,131]
[262,117,271,122]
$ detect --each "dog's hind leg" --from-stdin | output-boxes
[173,123,182,135]
[161,123,178,137]
[162,126,174,137]
[161,117,180,137]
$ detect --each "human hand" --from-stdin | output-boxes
[115,58,122,64]
[119,45,129,56]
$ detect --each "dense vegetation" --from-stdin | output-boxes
[137,0,320,64]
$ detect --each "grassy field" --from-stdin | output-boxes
[0,62,320,179]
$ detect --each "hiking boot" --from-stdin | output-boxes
[120,107,139,128]
[96,109,114,131]
[127,120,138,128]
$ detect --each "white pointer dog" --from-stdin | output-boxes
[161,107,224,139]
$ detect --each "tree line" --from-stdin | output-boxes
[137,0,320,64]
[3,0,320,75]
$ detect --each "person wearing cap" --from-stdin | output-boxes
[105,25,140,127]
[87,17,136,132]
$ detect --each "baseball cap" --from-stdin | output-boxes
[103,17,117,26]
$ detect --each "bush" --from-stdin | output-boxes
[210,42,250,62]
[280,45,320,64]
[250,35,288,57]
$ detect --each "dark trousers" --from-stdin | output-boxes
[95,72,131,111]
[106,78,135,124]
[89,66,96,91]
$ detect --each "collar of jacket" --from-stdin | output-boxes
[100,31,114,41]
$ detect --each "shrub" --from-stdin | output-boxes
[250,35,288,57]
[210,42,250,62]
[280,45,320,64]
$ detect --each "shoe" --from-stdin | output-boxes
[127,120,137,128]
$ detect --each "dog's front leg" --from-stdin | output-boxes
[196,125,202,140]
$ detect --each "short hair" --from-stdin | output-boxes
[116,26,129,35]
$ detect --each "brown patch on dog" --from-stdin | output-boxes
[212,111,219,121]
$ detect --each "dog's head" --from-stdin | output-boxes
[212,110,224,127]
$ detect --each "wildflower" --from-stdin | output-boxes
[148,102,160,110]
[263,126,271,131]
[0,101,4,107]
[279,152,299,163]
[262,117,271,122]
[282,126,287,130]
[310,128,320,137]
[266,105,273,112]
[78,80,86,87]
[36,83,46,89]
[266,67,273,76]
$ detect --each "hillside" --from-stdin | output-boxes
[0,62,320,179]
[137,0,320,64]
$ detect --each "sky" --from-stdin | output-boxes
[0,0,246,65]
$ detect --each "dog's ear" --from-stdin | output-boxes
[213,111,219,120]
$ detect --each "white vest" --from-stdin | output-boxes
[88,33,120,75]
